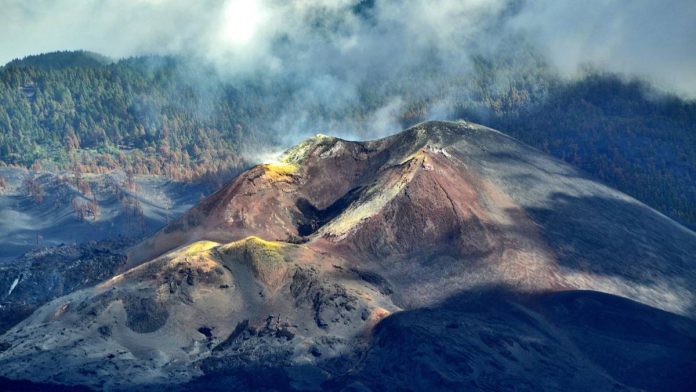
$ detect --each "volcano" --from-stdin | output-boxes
[1,121,695,391]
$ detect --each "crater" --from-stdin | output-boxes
[294,187,364,236]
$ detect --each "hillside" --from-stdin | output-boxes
[4,50,111,70]
[1,121,694,391]
[0,167,209,262]
[0,54,252,180]
[2,51,696,229]
[483,74,696,227]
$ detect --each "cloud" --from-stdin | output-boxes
[1,0,695,144]
[509,0,696,97]
[0,1,208,60]
[0,0,696,84]
[2,0,694,93]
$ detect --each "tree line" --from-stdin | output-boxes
[1,51,695,228]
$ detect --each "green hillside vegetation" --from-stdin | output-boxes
[1,51,695,228]
[0,55,258,181]
[484,74,696,226]
[4,50,111,69]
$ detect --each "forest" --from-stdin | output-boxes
[1,50,695,228]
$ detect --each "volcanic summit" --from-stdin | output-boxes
[1,121,695,391]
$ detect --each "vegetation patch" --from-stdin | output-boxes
[123,296,169,333]
[219,237,291,290]
[181,241,220,256]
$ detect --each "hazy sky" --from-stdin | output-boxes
[1,0,695,96]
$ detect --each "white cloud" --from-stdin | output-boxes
[509,0,696,96]
[1,0,694,97]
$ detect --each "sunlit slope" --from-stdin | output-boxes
[132,120,696,315]
[3,121,696,390]
[0,236,396,389]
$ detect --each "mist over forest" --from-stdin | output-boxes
[1,0,696,227]
[2,2,696,391]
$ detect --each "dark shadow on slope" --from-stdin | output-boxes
[521,190,696,326]
[315,165,696,313]
[5,289,693,391]
[531,290,696,390]
[0,376,92,392]
[294,187,364,236]
[335,289,696,392]
[182,289,696,392]
[459,137,696,311]
[521,192,696,293]
[0,242,127,334]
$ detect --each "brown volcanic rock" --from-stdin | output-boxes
[0,238,396,389]
[126,164,304,267]
[127,135,384,266]
[130,120,696,314]
[2,121,696,390]
[132,123,563,304]
[316,148,563,306]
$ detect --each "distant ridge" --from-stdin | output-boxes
[3,50,111,69]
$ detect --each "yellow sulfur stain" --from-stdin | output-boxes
[220,236,285,252]
[218,236,290,290]
[399,149,426,165]
[96,240,224,292]
[182,240,220,255]
[244,236,284,249]
[262,162,299,181]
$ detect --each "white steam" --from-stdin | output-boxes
[1,0,695,148]
[2,0,694,97]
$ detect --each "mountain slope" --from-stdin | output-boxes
[1,121,695,390]
[134,120,696,314]
[0,237,396,389]
[0,167,206,262]
[4,50,111,69]
[3,52,696,228]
